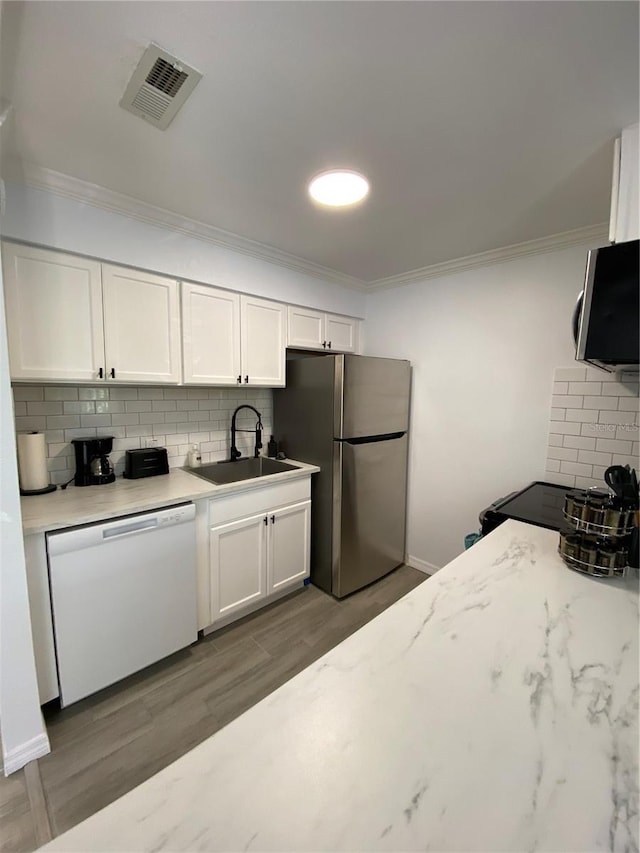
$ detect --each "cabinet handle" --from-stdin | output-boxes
[244,375,249,384]
[110,368,116,379]
[264,516,268,526]
[237,375,242,384]
[322,341,326,348]
[98,367,103,379]
[328,341,332,349]
[270,515,275,524]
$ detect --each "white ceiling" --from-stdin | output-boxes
[1,1,638,285]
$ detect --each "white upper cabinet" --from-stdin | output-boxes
[2,243,105,382]
[610,123,639,243]
[182,282,241,385]
[325,312,359,353]
[102,265,181,384]
[2,243,181,384]
[288,305,359,353]
[240,295,286,387]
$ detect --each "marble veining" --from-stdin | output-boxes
[19,460,319,535]
[40,521,638,853]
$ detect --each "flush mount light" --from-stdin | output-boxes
[308,170,369,207]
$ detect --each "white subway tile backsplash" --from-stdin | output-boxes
[125,400,152,413]
[12,382,273,486]
[601,382,639,397]
[545,366,638,487]
[577,449,612,466]
[617,397,640,412]
[12,386,44,401]
[546,421,581,436]
[567,381,601,395]
[560,461,593,477]
[615,424,640,443]
[78,387,109,401]
[26,401,63,416]
[544,471,575,487]
[44,386,79,401]
[109,388,139,400]
[137,388,164,400]
[563,436,596,451]
[595,438,633,454]
[15,416,47,431]
[565,408,599,423]
[597,410,636,425]
[547,446,578,462]
[552,382,568,394]
[554,367,586,382]
[552,395,583,408]
[550,408,565,421]
[112,413,140,426]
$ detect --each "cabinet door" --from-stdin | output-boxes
[267,501,311,594]
[240,295,286,387]
[182,283,241,385]
[102,264,181,383]
[210,513,267,621]
[2,242,105,382]
[325,313,359,353]
[287,305,325,350]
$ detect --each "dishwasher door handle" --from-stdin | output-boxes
[102,517,158,539]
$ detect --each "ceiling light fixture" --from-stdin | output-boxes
[308,170,369,207]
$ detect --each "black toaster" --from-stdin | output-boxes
[124,447,169,479]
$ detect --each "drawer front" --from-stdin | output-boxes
[210,477,310,525]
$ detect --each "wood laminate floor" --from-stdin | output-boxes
[0,566,428,852]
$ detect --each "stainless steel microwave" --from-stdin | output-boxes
[573,239,639,373]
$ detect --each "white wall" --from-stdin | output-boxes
[1,183,366,318]
[0,250,50,774]
[364,244,602,571]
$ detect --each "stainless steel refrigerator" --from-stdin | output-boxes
[273,354,411,597]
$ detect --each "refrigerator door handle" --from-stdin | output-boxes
[339,431,406,445]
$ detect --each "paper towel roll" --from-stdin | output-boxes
[17,431,49,491]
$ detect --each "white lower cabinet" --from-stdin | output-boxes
[208,478,311,628]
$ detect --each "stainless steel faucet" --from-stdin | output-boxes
[230,405,263,460]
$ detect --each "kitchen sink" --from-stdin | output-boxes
[186,457,298,485]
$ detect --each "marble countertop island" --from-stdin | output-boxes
[41,520,638,853]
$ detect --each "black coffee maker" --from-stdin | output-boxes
[72,437,116,486]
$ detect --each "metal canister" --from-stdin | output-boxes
[596,542,617,575]
[603,499,623,534]
[615,545,629,569]
[559,529,580,562]
[587,494,606,528]
[579,537,598,569]
[572,494,588,528]
[564,490,583,523]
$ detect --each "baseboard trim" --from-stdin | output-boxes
[406,555,440,575]
[2,733,50,776]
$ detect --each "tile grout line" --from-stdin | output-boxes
[23,760,54,847]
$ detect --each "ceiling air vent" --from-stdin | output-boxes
[120,43,202,130]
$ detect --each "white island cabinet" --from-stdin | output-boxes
[2,242,181,384]
[208,478,310,626]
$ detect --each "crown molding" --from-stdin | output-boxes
[367,223,610,292]
[18,163,368,292]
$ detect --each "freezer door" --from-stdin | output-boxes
[333,433,408,597]
[337,355,411,439]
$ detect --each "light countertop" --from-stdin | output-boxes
[20,460,319,535]
[40,519,639,852]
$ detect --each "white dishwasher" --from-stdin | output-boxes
[47,502,197,707]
